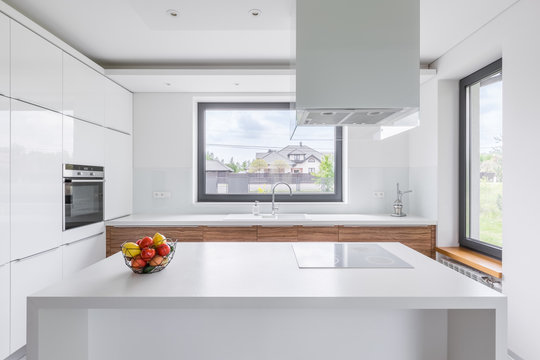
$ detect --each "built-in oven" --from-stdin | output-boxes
[63,164,104,231]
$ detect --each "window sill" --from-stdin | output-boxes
[436,247,502,279]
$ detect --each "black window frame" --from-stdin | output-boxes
[197,102,343,202]
[459,58,503,260]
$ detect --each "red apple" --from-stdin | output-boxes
[140,247,156,261]
[136,239,142,246]
[131,256,146,269]
[139,236,153,249]
[156,243,170,256]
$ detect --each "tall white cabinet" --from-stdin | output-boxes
[63,54,105,126]
[10,248,62,352]
[0,262,10,359]
[10,100,63,260]
[0,13,9,97]
[0,95,9,266]
[105,130,132,220]
[105,78,133,133]
[10,22,62,112]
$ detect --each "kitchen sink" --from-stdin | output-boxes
[224,213,312,221]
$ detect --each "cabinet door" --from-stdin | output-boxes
[297,226,339,242]
[11,22,62,112]
[11,100,62,260]
[104,79,132,134]
[11,248,62,352]
[104,130,132,220]
[63,54,105,125]
[62,233,105,278]
[0,96,9,266]
[0,14,9,97]
[63,116,105,166]
[203,227,257,242]
[0,263,9,359]
[257,226,297,242]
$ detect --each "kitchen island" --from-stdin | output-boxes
[27,242,506,360]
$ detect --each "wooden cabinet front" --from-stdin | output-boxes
[106,226,204,257]
[107,225,436,259]
[338,226,435,258]
[257,226,297,242]
[202,226,257,242]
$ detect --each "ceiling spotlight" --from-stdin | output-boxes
[234,82,240,86]
[166,9,179,17]
[165,82,171,86]
[249,9,262,17]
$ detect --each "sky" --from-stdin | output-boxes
[479,76,503,154]
[205,109,335,163]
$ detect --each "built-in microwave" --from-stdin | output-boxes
[63,164,104,231]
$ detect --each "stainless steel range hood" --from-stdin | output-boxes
[294,0,420,128]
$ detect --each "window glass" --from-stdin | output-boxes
[198,103,342,202]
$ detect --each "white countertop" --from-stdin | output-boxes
[106,213,437,227]
[32,242,502,308]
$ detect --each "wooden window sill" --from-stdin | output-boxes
[436,247,502,279]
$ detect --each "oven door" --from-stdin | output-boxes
[64,179,104,230]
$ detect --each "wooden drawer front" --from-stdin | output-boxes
[338,226,435,258]
[203,227,257,242]
[297,226,339,242]
[106,226,204,257]
[257,226,297,242]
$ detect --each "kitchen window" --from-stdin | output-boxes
[197,102,343,202]
[459,59,503,259]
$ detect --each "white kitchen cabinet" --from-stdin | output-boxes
[63,116,105,166]
[62,233,105,278]
[10,248,62,352]
[0,96,9,266]
[0,262,10,359]
[10,22,62,112]
[104,78,132,134]
[0,13,9,97]
[11,100,62,260]
[63,53,105,125]
[105,129,132,220]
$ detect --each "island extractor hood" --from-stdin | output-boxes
[294,0,420,127]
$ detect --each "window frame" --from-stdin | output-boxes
[197,102,343,202]
[459,58,503,260]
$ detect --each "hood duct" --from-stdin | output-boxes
[294,0,420,128]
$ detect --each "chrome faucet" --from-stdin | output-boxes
[271,182,293,215]
[391,182,412,217]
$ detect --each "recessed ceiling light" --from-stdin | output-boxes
[234,82,240,86]
[249,9,262,17]
[166,9,179,17]
[165,82,171,86]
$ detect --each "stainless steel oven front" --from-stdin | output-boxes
[63,164,104,231]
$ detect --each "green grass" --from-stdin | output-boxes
[479,181,503,247]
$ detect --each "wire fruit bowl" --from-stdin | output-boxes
[122,239,177,274]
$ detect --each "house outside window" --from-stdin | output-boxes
[198,102,342,202]
[459,59,503,259]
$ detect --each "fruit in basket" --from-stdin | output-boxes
[122,242,141,258]
[140,247,156,261]
[153,232,167,246]
[149,255,165,266]
[139,236,153,249]
[131,256,146,269]
[156,243,171,256]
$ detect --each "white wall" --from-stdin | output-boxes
[429,0,539,357]
[132,92,412,215]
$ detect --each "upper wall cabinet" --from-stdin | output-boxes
[104,79,132,134]
[10,22,62,112]
[0,96,9,266]
[63,116,105,166]
[63,54,105,126]
[105,129,132,220]
[11,99,62,260]
[0,14,9,97]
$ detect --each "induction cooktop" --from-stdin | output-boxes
[292,243,413,269]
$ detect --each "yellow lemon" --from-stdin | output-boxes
[122,242,141,258]
[152,232,167,246]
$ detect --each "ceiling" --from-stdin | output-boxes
[3,0,519,68]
